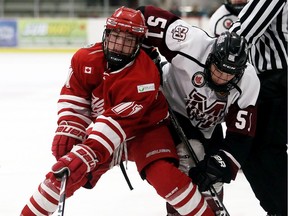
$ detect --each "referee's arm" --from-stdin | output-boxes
[229,0,287,45]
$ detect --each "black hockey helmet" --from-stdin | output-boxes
[102,7,147,69]
[225,0,248,15]
[205,31,248,92]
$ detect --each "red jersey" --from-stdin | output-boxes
[57,43,169,162]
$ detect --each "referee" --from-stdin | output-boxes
[229,0,287,215]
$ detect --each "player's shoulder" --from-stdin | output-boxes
[236,63,260,106]
[209,5,236,36]
[242,63,260,84]
[70,42,105,80]
[73,43,104,62]
[210,5,230,21]
[239,63,260,91]
[134,50,160,80]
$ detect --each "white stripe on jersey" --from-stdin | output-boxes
[58,94,91,105]
[97,115,126,140]
[58,110,92,124]
[89,133,114,155]
[58,101,91,116]
[89,115,126,155]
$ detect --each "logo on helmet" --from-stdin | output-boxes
[222,63,236,70]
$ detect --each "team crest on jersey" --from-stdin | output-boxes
[192,71,206,88]
[186,89,226,128]
[112,102,143,117]
[91,94,104,118]
[223,18,233,30]
[171,25,189,41]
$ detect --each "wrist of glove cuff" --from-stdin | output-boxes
[55,121,86,141]
[189,151,233,192]
[52,144,98,186]
[52,121,87,160]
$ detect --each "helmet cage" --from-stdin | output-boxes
[204,65,244,93]
[102,28,141,68]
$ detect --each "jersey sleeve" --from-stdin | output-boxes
[138,5,182,62]
[139,5,213,66]
[229,0,286,45]
[56,49,97,128]
[223,64,260,165]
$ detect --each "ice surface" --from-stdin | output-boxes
[0,52,266,216]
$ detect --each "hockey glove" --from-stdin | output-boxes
[52,144,98,188]
[143,47,161,65]
[52,121,86,160]
[188,151,234,192]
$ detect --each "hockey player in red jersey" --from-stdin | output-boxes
[137,5,260,215]
[20,7,215,216]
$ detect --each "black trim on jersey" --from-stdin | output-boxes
[178,51,206,68]
[232,83,242,95]
[177,26,213,69]
[214,14,233,37]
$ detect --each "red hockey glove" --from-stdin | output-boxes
[189,151,237,192]
[52,121,86,160]
[52,144,98,188]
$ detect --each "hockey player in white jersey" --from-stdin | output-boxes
[209,0,248,37]
[137,5,260,215]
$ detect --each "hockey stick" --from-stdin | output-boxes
[120,161,134,190]
[56,172,68,216]
[168,107,230,216]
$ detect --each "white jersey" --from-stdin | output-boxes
[140,5,260,147]
[209,5,238,37]
[160,23,258,139]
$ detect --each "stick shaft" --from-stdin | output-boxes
[57,172,68,216]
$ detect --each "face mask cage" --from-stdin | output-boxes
[102,29,142,68]
[205,55,245,93]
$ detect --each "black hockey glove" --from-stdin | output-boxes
[143,47,161,65]
[142,47,163,82]
[189,151,233,192]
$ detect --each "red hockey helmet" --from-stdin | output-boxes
[106,6,147,38]
[103,7,147,69]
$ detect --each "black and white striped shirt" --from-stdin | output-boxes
[229,0,288,74]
